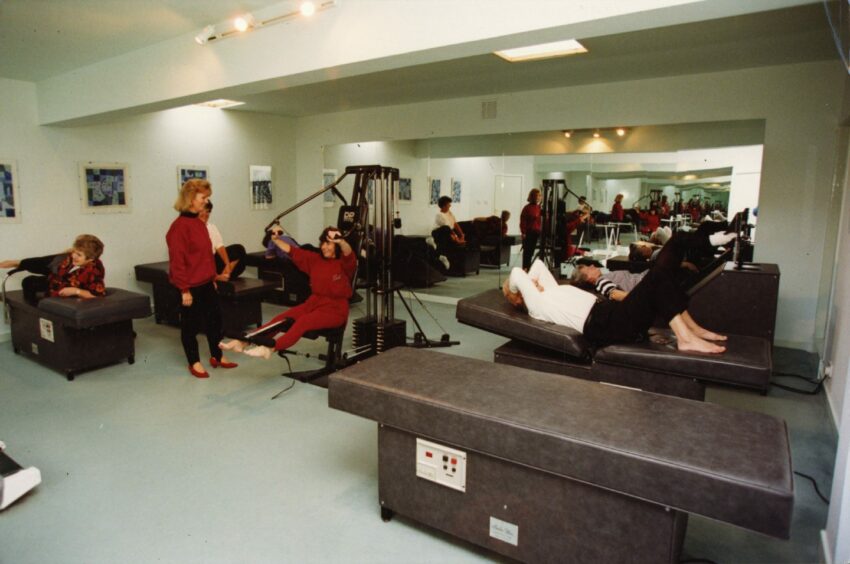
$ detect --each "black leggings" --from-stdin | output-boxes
[17,254,64,303]
[522,231,539,270]
[180,282,223,365]
[214,244,247,279]
[583,224,726,347]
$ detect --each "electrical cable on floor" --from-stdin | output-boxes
[271,354,296,400]
[793,470,830,504]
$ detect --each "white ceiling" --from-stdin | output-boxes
[0,1,839,118]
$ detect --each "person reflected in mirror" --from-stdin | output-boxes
[0,234,106,303]
[520,188,542,270]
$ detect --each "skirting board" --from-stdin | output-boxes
[820,528,833,564]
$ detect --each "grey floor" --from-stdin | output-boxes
[0,264,837,564]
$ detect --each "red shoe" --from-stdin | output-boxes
[210,357,238,369]
[189,364,209,378]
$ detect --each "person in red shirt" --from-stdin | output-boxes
[638,206,661,235]
[520,188,542,270]
[610,193,625,222]
[220,226,356,359]
[0,234,106,303]
[166,178,237,379]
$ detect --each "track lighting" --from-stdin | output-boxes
[194,0,338,45]
[563,131,572,139]
[593,130,601,138]
[559,127,630,139]
[616,128,626,137]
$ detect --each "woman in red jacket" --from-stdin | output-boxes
[610,193,625,222]
[220,226,356,359]
[166,178,237,379]
[519,188,542,270]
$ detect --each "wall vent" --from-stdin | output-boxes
[481,99,497,120]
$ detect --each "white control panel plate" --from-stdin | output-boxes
[415,438,467,492]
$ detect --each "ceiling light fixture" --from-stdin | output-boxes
[195,99,246,109]
[563,131,572,139]
[194,0,338,45]
[494,39,587,62]
[616,128,626,137]
[593,130,601,138]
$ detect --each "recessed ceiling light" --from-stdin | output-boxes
[195,99,245,109]
[494,39,587,62]
[300,1,316,16]
[616,128,626,137]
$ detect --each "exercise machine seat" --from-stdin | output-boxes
[328,348,793,562]
[456,288,591,359]
[594,330,772,391]
[37,288,151,329]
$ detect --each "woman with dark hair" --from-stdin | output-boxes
[519,188,542,270]
[220,226,356,359]
[166,178,237,379]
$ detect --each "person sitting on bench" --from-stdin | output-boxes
[0,234,106,303]
[503,226,737,354]
[220,226,356,359]
[200,201,246,282]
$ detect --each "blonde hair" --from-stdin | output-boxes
[73,234,104,260]
[174,178,212,212]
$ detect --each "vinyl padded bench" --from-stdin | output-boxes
[457,288,772,400]
[328,348,793,563]
[5,288,151,380]
[134,261,277,334]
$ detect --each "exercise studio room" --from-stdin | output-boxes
[3,1,850,563]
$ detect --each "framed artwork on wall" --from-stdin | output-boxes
[451,178,462,203]
[323,169,337,207]
[429,177,441,205]
[79,162,130,213]
[398,177,412,203]
[0,160,20,223]
[250,165,273,210]
[177,165,209,190]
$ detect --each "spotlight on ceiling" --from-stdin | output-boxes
[233,13,255,32]
[195,25,216,44]
[616,128,626,137]
[194,0,338,45]
[563,131,572,139]
[593,130,601,138]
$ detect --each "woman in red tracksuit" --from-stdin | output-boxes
[220,226,356,359]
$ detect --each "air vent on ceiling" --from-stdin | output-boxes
[481,100,497,120]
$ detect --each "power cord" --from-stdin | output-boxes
[271,354,296,400]
[794,470,830,504]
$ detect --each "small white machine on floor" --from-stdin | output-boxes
[0,441,41,510]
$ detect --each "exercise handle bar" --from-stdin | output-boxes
[263,170,352,233]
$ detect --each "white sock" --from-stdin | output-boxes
[709,232,737,247]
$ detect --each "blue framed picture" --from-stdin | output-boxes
[0,160,19,222]
[79,162,130,213]
[429,178,441,205]
[177,165,208,190]
[451,178,462,203]
[399,177,412,202]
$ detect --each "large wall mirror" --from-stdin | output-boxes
[321,122,764,300]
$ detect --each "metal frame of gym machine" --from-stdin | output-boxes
[261,165,457,382]
[534,179,590,273]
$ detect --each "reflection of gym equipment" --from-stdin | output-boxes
[0,441,41,510]
[254,165,457,386]
[535,179,590,270]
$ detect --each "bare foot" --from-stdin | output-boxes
[243,345,272,359]
[219,339,246,352]
[677,335,726,354]
[691,327,727,341]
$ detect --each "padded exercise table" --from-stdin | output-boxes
[328,348,793,563]
[5,288,151,380]
[457,288,773,398]
[134,261,278,334]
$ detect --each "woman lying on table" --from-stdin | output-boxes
[220,226,356,359]
[503,226,737,354]
[0,234,106,303]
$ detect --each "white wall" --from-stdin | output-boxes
[0,78,296,340]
